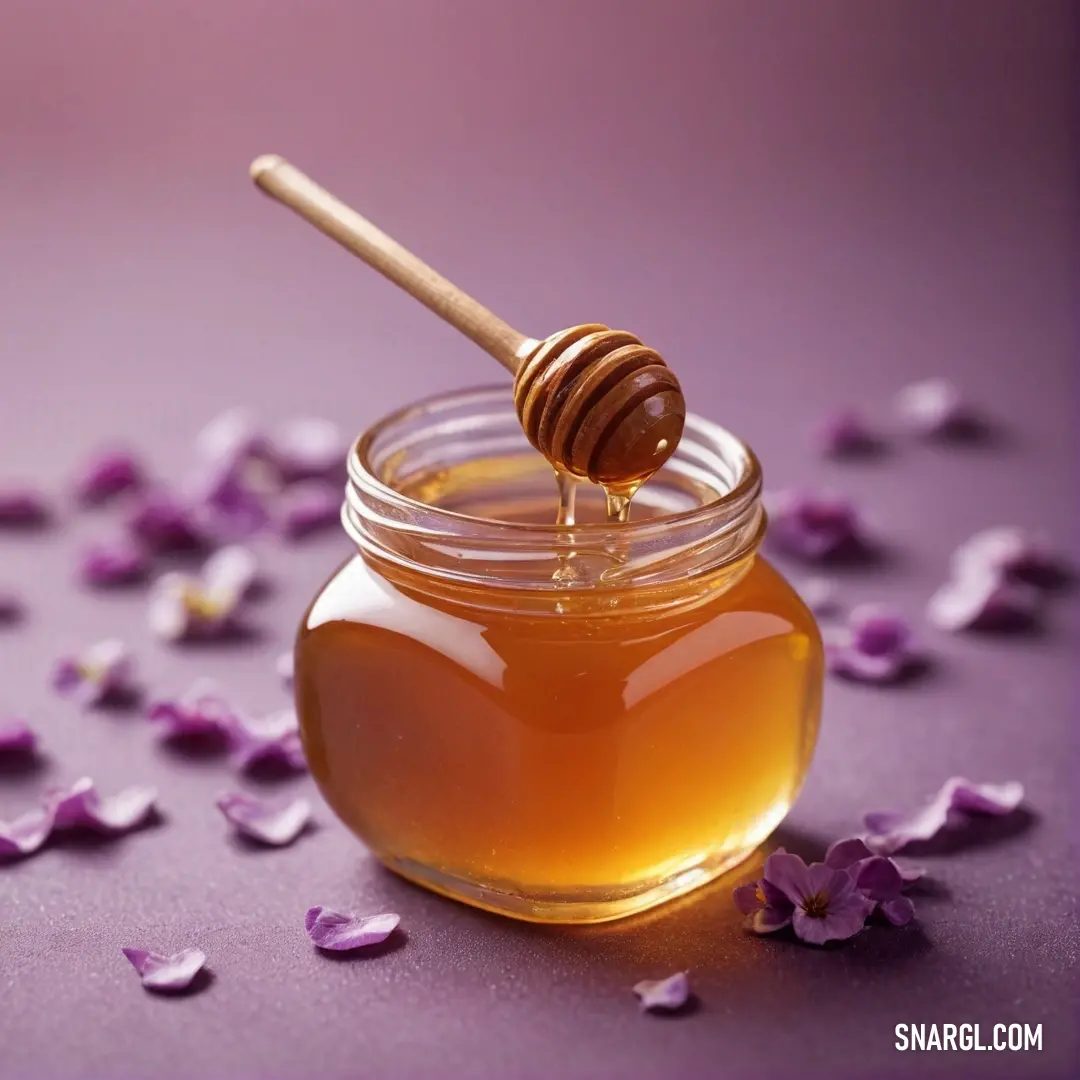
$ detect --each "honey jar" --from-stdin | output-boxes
[295,386,823,923]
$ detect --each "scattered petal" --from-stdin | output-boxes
[73,449,145,506]
[148,546,257,642]
[270,418,348,483]
[121,947,207,992]
[147,680,238,741]
[796,576,840,616]
[227,709,306,774]
[632,972,692,1013]
[195,407,270,468]
[78,536,150,588]
[0,486,51,527]
[817,410,879,457]
[0,806,55,860]
[276,651,294,688]
[825,605,917,683]
[276,480,341,539]
[187,461,272,543]
[950,526,1065,589]
[864,777,1024,854]
[127,489,206,553]
[52,639,139,707]
[927,570,1040,632]
[305,907,400,951]
[895,378,971,436]
[217,792,312,846]
[767,490,866,561]
[0,590,22,622]
[0,720,38,754]
[48,777,157,833]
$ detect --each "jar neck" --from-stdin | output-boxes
[342,386,764,616]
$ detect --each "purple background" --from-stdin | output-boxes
[1,2,1076,1077]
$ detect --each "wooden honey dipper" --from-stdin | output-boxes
[250,155,686,487]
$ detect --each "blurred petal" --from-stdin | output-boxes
[217,792,311,846]
[51,639,138,707]
[0,719,37,754]
[78,536,149,588]
[74,449,145,506]
[305,907,399,951]
[895,378,969,436]
[632,971,691,1012]
[48,777,157,833]
[277,481,341,539]
[0,486,51,527]
[0,805,55,859]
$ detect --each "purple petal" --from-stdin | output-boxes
[188,463,271,543]
[122,947,207,992]
[217,792,312,846]
[148,680,237,741]
[762,850,814,906]
[879,896,916,927]
[767,490,864,561]
[0,589,23,622]
[78,536,149,588]
[864,777,1023,854]
[824,837,875,870]
[817,410,877,457]
[203,545,258,600]
[276,480,341,539]
[854,856,905,902]
[51,639,138,707]
[227,709,307,774]
[751,905,794,935]
[276,651,294,688]
[0,720,37,754]
[950,526,1064,589]
[0,805,55,859]
[147,548,255,642]
[127,490,206,553]
[632,971,691,1012]
[305,907,400,951]
[826,605,915,684]
[195,408,270,470]
[927,571,1040,632]
[270,418,347,483]
[48,777,157,834]
[0,486,51,527]
[73,449,145,506]
[732,882,763,915]
[895,378,969,436]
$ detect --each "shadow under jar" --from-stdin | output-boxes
[296,386,823,923]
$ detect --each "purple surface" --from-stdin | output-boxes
[1,2,1076,1078]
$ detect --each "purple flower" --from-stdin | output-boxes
[305,907,400,951]
[632,972,692,1013]
[121,947,207,993]
[0,486,51,527]
[148,545,258,642]
[276,651,294,688]
[0,720,38,754]
[767,490,865,561]
[48,777,157,834]
[732,862,797,935]
[227,709,306,774]
[269,418,347,483]
[73,449,145,506]
[824,838,916,926]
[825,605,916,683]
[760,851,875,945]
[895,378,970,436]
[927,571,1040,632]
[127,489,206,553]
[951,526,1064,589]
[217,792,312,846]
[147,680,238,742]
[817,410,878,457]
[276,480,341,539]
[52,639,139,707]
[77,536,149,588]
[864,777,1024,855]
[0,806,54,860]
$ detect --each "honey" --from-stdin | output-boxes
[295,388,823,923]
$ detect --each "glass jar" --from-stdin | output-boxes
[295,386,823,923]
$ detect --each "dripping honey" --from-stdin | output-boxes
[296,449,823,923]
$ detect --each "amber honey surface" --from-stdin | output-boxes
[296,459,823,922]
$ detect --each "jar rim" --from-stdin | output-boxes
[349,384,762,538]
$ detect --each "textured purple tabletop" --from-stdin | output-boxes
[1,2,1076,1078]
